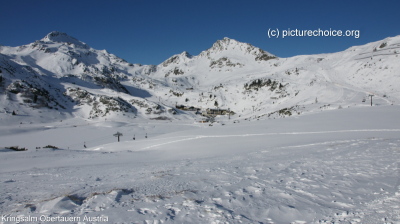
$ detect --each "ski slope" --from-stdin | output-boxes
[1,105,399,223]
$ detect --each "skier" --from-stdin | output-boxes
[133,134,135,140]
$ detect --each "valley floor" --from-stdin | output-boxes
[0,106,399,223]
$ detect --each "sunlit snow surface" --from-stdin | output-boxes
[1,106,399,223]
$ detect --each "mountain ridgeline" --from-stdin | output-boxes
[1,31,399,122]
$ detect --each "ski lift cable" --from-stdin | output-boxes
[63,133,115,149]
[63,129,154,149]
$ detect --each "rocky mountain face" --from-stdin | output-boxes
[1,31,399,122]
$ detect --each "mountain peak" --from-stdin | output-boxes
[210,37,240,51]
[180,51,192,58]
[41,31,88,48]
[161,51,192,67]
[199,37,276,61]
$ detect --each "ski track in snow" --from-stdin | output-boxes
[141,129,400,150]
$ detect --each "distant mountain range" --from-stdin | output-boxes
[1,31,399,121]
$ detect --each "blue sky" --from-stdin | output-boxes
[1,0,399,65]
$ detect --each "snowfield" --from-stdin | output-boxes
[1,105,399,223]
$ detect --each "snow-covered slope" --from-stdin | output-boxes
[1,106,399,223]
[1,32,400,122]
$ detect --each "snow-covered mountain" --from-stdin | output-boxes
[0,32,170,120]
[1,31,399,122]
[147,35,400,119]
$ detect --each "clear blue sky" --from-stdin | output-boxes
[1,0,399,65]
